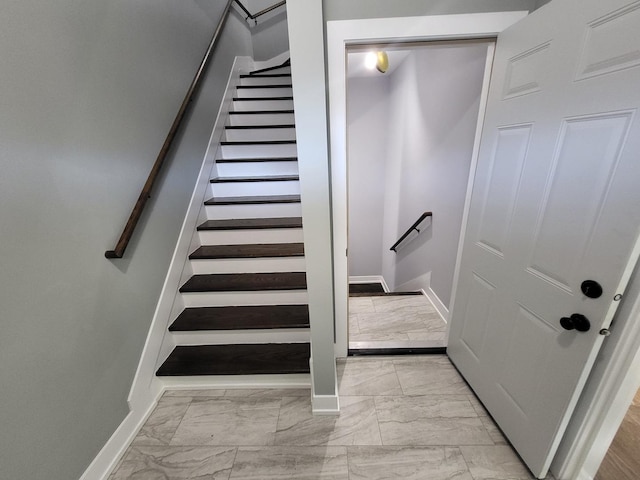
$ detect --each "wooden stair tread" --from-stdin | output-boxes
[189,243,304,259]
[237,85,292,89]
[233,96,293,101]
[225,124,295,130]
[156,343,310,376]
[228,110,294,115]
[197,217,302,231]
[169,305,309,331]
[179,272,307,293]
[221,140,296,145]
[204,195,300,205]
[211,175,299,183]
[215,157,297,163]
[240,73,292,78]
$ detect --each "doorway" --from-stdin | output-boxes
[345,40,492,353]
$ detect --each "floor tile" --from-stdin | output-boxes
[349,297,375,313]
[337,358,403,396]
[356,312,434,335]
[375,396,493,446]
[394,356,473,395]
[349,314,360,334]
[347,446,473,480]
[274,396,382,446]
[371,295,433,312]
[480,416,507,445]
[170,397,280,446]
[163,389,226,397]
[132,396,192,446]
[460,445,533,479]
[230,446,348,479]
[223,388,309,398]
[110,445,236,480]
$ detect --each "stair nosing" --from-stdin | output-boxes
[228,110,295,115]
[189,243,305,260]
[215,156,297,163]
[237,85,293,89]
[225,124,295,130]
[179,272,307,293]
[204,195,301,206]
[197,217,303,231]
[221,140,296,146]
[210,175,299,183]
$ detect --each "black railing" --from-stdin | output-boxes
[105,0,287,259]
[390,212,433,252]
[235,0,286,24]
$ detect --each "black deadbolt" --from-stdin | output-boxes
[560,313,591,332]
[581,280,603,299]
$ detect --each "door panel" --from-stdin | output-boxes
[448,0,640,477]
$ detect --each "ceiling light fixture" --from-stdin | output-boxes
[364,51,390,73]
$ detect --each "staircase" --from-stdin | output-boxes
[156,61,311,379]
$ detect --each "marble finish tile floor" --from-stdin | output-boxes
[110,356,553,479]
[349,295,447,349]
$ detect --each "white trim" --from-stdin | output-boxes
[552,253,640,478]
[79,391,161,480]
[348,275,390,292]
[253,50,290,70]
[160,374,311,390]
[328,12,529,358]
[310,357,340,415]
[426,287,450,324]
[125,56,250,411]
[395,271,432,294]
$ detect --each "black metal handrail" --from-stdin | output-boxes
[105,0,287,259]
[390,212,433,252]
[235,0,286,24]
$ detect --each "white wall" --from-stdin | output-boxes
[390,44,488,306]
[346,76,389,276]
[346,44,488,306]
[323,0,536,21]
[0,2,252,479]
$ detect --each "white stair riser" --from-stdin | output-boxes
[224,128,296,142]
[221,143,297,159]
[198,228,304,245]
[190,257,306,274]
[233,99,294,111]
[205,202,302,219]
[216,161,298,177]
[209,180,300,197]
[236,87,293,98]
[228,113,295,126]
[181,290,308,307]
[240,76,292,86]
[171,330,310,346]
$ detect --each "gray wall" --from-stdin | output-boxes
[0,2,252,479]
[347,76,389,276]
[323,0,536,21]
[391,44,488,306]
[346,43,487,307]
[240,0,290,61]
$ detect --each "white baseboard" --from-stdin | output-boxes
[576,471,593,480]
[349,275,389,292]
[425,287,449,324]
[309,358,340,415]
[253,50,290,70]
[160,374,311,390]
[79,392,161,480]
[395,271,431,294]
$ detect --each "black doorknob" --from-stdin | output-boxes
[560,313,591,332]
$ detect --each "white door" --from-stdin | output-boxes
[447,0,640,477]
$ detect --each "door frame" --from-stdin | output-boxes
[327,11,527,356]
[326,9,640,480]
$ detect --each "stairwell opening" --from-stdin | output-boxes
[345,39,494,354]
